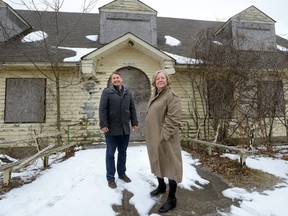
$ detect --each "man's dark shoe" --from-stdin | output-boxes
[150,185,166,197]
[119,175,131,183]
[108,180,117,189]
[158,197,177,213]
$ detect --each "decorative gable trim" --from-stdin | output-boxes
[81,33,175,76]
[231,5,275,23]
[99,0,157,15]
[214,5,275,36]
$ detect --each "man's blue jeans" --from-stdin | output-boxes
[105,134,130,181]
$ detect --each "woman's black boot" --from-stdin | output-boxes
[158,197,177,213]
[158,179,177,213]
[150,177,166,197]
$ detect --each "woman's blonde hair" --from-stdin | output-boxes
[152,70,171,87]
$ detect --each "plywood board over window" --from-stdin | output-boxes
[4,78,46,123]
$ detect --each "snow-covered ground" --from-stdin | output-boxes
[0,145,288,216]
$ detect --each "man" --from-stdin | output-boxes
[99,71,138,189]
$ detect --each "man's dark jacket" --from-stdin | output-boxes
[99,85,138,136]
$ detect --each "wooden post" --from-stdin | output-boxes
[240,152,247,166]
[191,139,250,166]
[3,169,12,186]
[1,140,79,187]
[207,146,212,155]
[13,144,54,171]
[43,156,49,168]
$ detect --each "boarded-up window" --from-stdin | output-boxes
[5,78,46,123]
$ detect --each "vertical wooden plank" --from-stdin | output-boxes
[240,153,247,167]
[3,169,12,186]
[43,156,49,168]
[207,146,212,155]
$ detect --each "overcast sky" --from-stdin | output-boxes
[5,0,288,38]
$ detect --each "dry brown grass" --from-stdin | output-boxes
[183,146,283,192]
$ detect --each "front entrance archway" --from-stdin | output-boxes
[108,67,151,141]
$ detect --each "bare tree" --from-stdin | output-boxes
[182,26,287,149]
[1,0,98,145]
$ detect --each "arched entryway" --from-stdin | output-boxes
[108,67,151,141]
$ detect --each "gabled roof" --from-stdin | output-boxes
[0,1,30,28]
[0,9,221,63]
[214,5,276,36]
[81,32,176,74]
[0,6,287,65]
[231,5,275,23]
[82,32,174,62]
[99,0,156,15]
[0,1,31,42]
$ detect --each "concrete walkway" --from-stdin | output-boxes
[113,165,236,216]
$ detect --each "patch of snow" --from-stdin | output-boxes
[1,145,288,215]
[223,153,288,179]
[225,185,288,216]
[0,154,17,165]
[58,47,96,62]
[165,35,181,46]
[213,40,223,45]
[164,51,202,64]
[0,146,206,216]
[86,35,98,42]
[222,153,288,216]
[277,44,288,52]
[21,31,48,43]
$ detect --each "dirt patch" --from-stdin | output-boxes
[184,146,284,192]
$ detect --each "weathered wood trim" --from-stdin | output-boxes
[0,132,63,144]
[190,139,251,166]
[0,144,54,186]
[0,142,79,186]
[13,144,55,171]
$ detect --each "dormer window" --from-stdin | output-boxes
[0,1,31,42]
[214,6,277,52]
[98,0,157,46]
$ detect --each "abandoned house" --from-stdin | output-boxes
[1,0,288,150]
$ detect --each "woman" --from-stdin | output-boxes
[145,70,183,213]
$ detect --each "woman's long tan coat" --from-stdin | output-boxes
[145,86,183,183]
